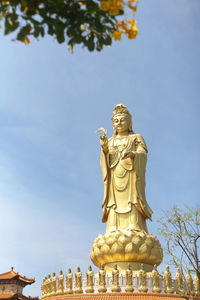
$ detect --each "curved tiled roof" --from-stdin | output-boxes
[0,291,18,299]
[0,267,35,285]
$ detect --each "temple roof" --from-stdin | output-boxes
[0,267,35,285]
[0,291,38,300]
[0,291,18,299]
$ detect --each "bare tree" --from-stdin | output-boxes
[158,205,200,282]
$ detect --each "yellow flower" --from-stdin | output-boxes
[128,19,136,28]
[116,20,127,32]
[128,4,137,14]
[113,30,122,41]
[2,1,9,5]
[8,19,12,25]
[24,7,28,13]
[21,36,31,44]
[100,1,110,11]
[109,8,119,15]
[126,27,138,39]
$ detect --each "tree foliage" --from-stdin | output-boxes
[0,0,138,52]
[158,206,200,281]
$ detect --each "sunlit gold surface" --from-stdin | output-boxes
[65,269,73,295]
[111,265,121,293]
[152,265,161,293]
[90,104,163,269]
[125,264,134,292]
[164,266,174,294]
[176,268,184,295]
[57,271,64,295]
[138,264,148,293]
[85,266,94,294]
[186,270,194,296]
[90,229,162,270]
[194,272,200,296]
[98,266,107,293]
[75,267,83,294]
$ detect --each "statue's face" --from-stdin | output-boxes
[113,114,129,133]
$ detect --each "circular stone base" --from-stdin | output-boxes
[90,230,163,268]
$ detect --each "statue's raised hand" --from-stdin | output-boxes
[96,128,108,153]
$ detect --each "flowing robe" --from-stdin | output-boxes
[100,133,153,233]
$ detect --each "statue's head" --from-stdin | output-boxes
[88,265,92,271]
[100,265,104,270]
[48,273,51,278]
[68,268,71,273]
[166,265,169,272]
[112,104,133,136]
[60,270,63,275]
[77,266,80,272]
[114,264,117,270]
[52,272,56,276]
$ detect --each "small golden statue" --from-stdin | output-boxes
[41,276,47,298]
[111,264,121,292]
[47,274,52,296]
[43,276,48,298]
[164,266,174,294]
[139,264,148,293]
[152,265,161,293]
[75,266,83,294]
[85,266,94,293]
[194,272,200,296]
[125,264,134,292]
[176,267,184,294]
[186,270,194,296]
[98,265,107,293]
[51,272,57,296]
[66,268,73,294]
[57,270,64,295]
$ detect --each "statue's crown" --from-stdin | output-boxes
[113,104,130,118]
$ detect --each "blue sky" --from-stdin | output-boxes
[0,0,200,296]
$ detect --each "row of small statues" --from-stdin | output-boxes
[41,264,200,298]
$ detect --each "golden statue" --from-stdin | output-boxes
[43,276,48,298]
[194,272,200,296]
[41,277,47,298]
[125,264,134,292]
[152,265,161,293]
[57,270,64,295]
[111,264,121,292]
[164,266,174,294]
[98,265,107,293]
[85,266,94,293]
[51,272,57,296]
[139,264,148,293]
[90,104,163,273]
[66,268,73,294]
[186,270,194,296]
[75,267,83,294]
[99,104,152,233]
[47,274,52,297]
[176,267,184,294]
